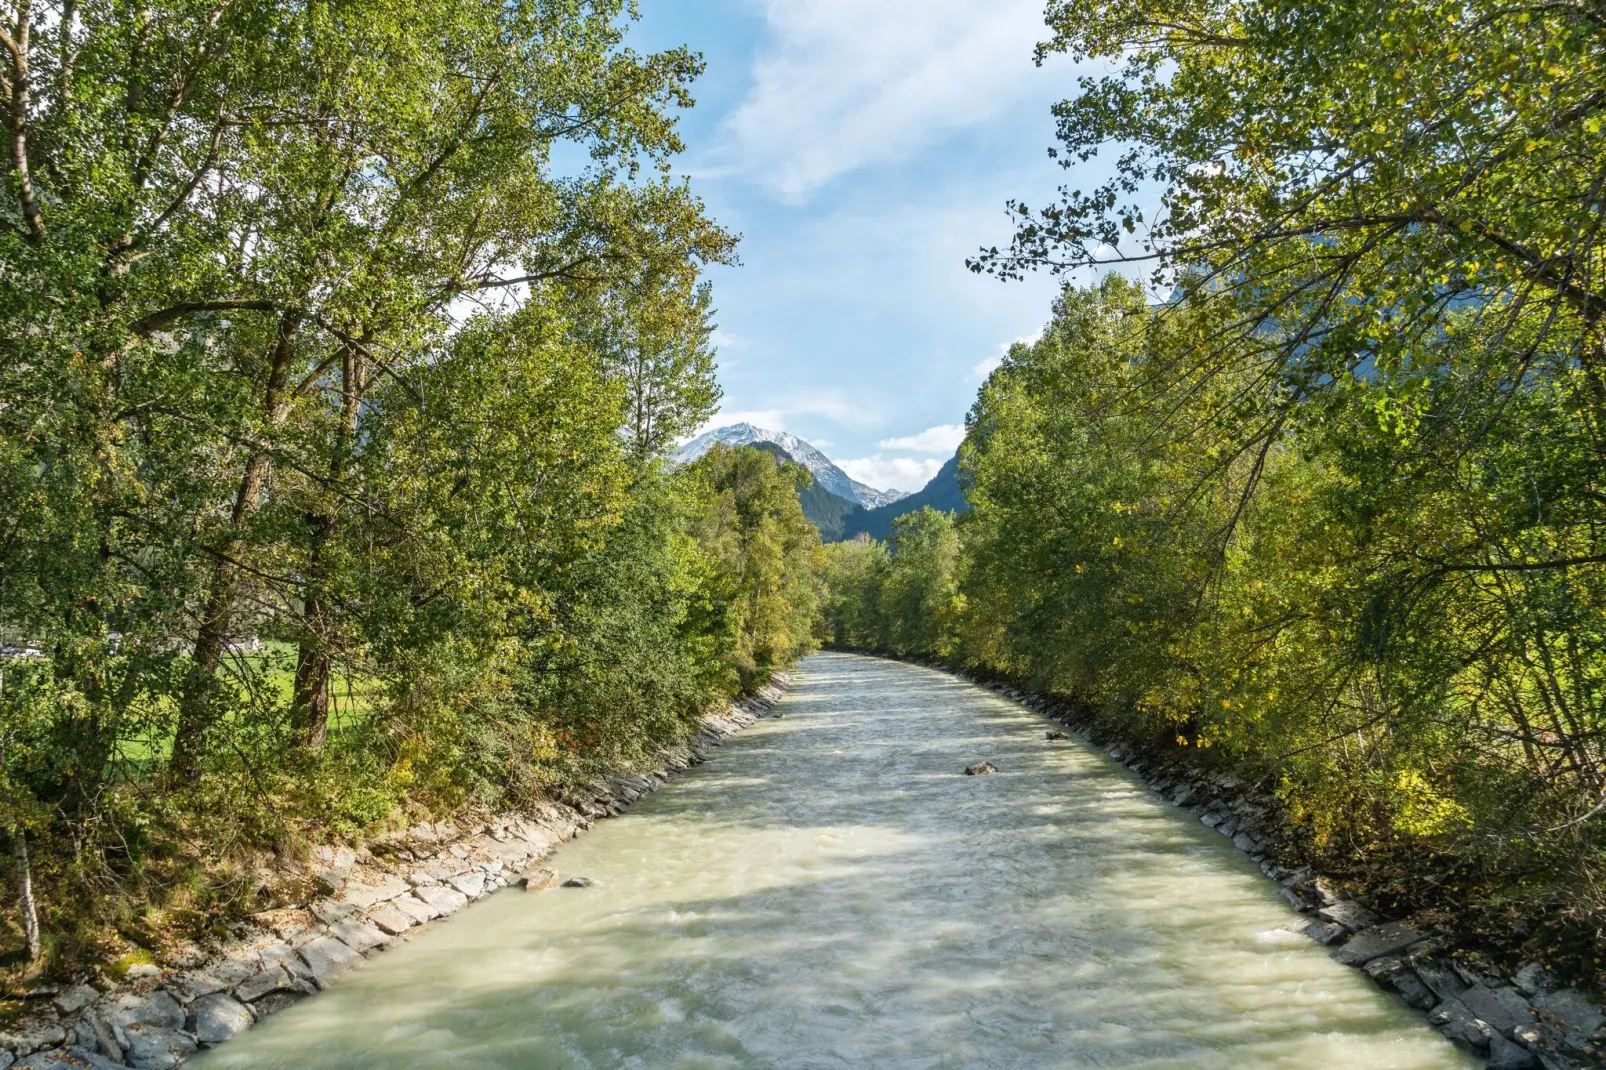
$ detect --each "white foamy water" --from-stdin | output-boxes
[198,653,1474,1069]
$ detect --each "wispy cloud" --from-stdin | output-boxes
[839,454,946,493]
[718,0,1049,201]
[879,424,965,454]
[972,327,1045,379]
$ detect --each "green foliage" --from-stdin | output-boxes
[826,269,1606,977]
[0,0,820,975]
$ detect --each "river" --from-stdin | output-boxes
[197,652,1473,1069]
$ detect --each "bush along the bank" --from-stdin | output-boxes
[0,0,825,996]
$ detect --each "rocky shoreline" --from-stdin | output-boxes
[953,665,1605,1070]
[0,676,790,1070]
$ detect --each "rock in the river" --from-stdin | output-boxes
[121,1023,197,1070]
[964,761,997,776]
[1332,921,1425,966]
[1045,731,1068,741]
[247,992,302,1019]
[520,867,559,892]
[1303,920,1347,946]
[447,871,486,898]
[562,876,596,888]
[188,994,253,1046]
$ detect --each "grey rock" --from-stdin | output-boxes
[1514,1023,1564,1051]
[367,906,414,936]
[519,867,559,892]
[232,968,292,1003]
[1170,784,1197,806]
[1429,998,1493,1053]
[121,1024,197,1070]
[1488,1032,1541,1070]
[337,874,411,910]
[0,1023,67,1057]
[102,990,185,1033]
[298,934,364,988]
[1199,810,1226,828]
[329,917,387,953]
[1318,900,1382,930]
[447,871,486,898]
[562,876,596,888]
[1514,962,1555,997]
[258,943,314,983]
[1415,960,1470,1004]
[1532,989,1604,1050]
[13,1049,125,1070]
[1332,921,1426,966]
[411,884,468,917]
[963,761,997,776]
[1304,920,1347,945]
[1045,731,1068,741]
[1537,1053,1581,1070]
[123,964,163,983]
[172,953,259,1002]
[393,896,436,926]
[310,868,343,896]
[188,994,253,1046]
[1279,886,1314,912]
[1231,831,1258,853]
[1216,816,1240,838]
[50,987,98,1018]
[248,992,303,1019]
[70,1014,119,1063]
[0,1049,10,1069]
[1389,968,1438,1010]
[309,898,359,925]
[1461,985,1535,1035]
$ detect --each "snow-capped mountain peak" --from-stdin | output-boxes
[672,423,907,509]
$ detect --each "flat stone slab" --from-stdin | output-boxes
[297,935,364,988]
[368,905,414,936]
[1461,984,1535,1035]
[121,1023,197,1069]
[411,884,468,917]
[1332,921,1426,965]
[447,871,486,898]
[189,994,254,1046]
[328,917,388,953]
[1317,900,1382,930]
[337,874,411,910]
[51,986,99,1017]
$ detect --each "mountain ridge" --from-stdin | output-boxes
[673,423,906,509]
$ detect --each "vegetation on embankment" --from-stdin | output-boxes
[822,0,1606,984]
[0,0,826,994]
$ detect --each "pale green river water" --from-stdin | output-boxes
[199,652,1474,1069]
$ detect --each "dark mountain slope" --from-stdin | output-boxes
[838,453,968,542]
[751,442,866,540]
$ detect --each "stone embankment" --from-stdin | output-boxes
[0,677,789,1070]
[964,671,1604,1070]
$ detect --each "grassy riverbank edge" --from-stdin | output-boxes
[0,674,792,1070]
[842,649,1605,1070]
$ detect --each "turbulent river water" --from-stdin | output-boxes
[199,652,1474,1069]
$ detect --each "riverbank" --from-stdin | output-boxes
[887,652,1604,1070]
[0,676,790,1070]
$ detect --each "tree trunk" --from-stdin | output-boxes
[13,829,41,962]
[170,313,301,774]
[290,344,363,749]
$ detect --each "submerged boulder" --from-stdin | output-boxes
[964,761,998,776]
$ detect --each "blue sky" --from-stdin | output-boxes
[632,0,1087,492]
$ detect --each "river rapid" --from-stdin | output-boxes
[198,652,1474,1069]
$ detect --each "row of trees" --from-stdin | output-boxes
[0,0,821,973]
[829,0,1606,979]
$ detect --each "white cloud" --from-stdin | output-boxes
[879,424,965,454]
[839,454,946,493]
[719,0,1050,200]
[972,327,1045,379]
